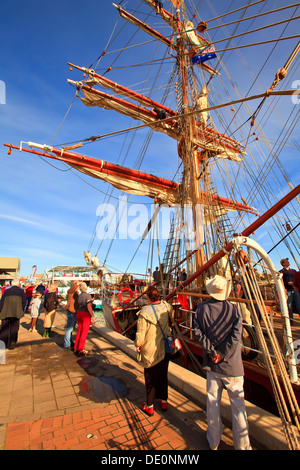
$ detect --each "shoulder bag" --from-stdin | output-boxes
[150,304,175,354]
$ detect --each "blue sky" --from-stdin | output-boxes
[0,0,299,277]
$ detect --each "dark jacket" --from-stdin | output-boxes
[44,292,59,313]
[0,286,26,320]
[279,267,297,292]
[194,299,243,377]
[36,284,45,295]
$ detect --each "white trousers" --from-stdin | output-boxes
[206,371,252,450]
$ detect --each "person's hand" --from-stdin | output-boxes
[91,316,95,324]
[136,346,142,353]
[210,353,222,363]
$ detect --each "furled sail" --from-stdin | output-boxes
[5,143,258,221]
[69,79,243,162]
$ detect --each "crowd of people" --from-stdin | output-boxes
[0,255,299,451]
[0,280,95,357]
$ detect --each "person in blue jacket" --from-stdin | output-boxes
[194,275,251,450]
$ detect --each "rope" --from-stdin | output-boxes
[207,3,300,32]
[212,34,300,55]
[49,93,77,145]
[236,249,300,450]
[210,15,300,51]
[266,41,300,97]
[207,0,266,23]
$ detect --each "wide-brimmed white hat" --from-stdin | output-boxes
[205,275,231,301]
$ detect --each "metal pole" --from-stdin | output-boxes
[233,236,299,384]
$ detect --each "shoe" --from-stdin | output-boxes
[75,350,88,357]
[141,403,154,416]
[159,400,168,412]
[8,343,16,350]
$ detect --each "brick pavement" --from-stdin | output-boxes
[0,308,235,451]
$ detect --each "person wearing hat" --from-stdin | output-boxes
[279,258,300,322]
[194,275,251,450]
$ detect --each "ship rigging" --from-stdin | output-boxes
[4,0,300,449]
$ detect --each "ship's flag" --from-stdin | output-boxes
[191,45,216,65]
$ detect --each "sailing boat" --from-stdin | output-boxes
[4,0,300,447]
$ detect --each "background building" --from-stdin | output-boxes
[0,257,20,285]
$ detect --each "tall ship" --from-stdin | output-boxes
[5,1,300,449]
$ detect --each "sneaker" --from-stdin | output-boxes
[141,403,154,416]
[159,400,168,412]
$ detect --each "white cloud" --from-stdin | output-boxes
[0,213,46,229]
[23,247,69,260]
[0,209,89,239]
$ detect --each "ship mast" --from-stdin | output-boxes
[175,0,205,278]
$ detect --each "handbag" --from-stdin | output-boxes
[150,304,175,354]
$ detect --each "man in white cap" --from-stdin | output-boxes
[194,274,251,450]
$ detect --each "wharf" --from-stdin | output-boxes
[0,307,292,451]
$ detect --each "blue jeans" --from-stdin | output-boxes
[64,310,77,348]
[287,291,300,320]
[25,297,31,312]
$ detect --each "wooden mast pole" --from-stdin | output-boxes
[176,0,204,282]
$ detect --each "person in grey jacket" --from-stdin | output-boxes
[0,279,26,349]
[135,286,172,416]
[194,275,251,450]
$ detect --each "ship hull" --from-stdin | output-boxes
[102,301,120,332]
